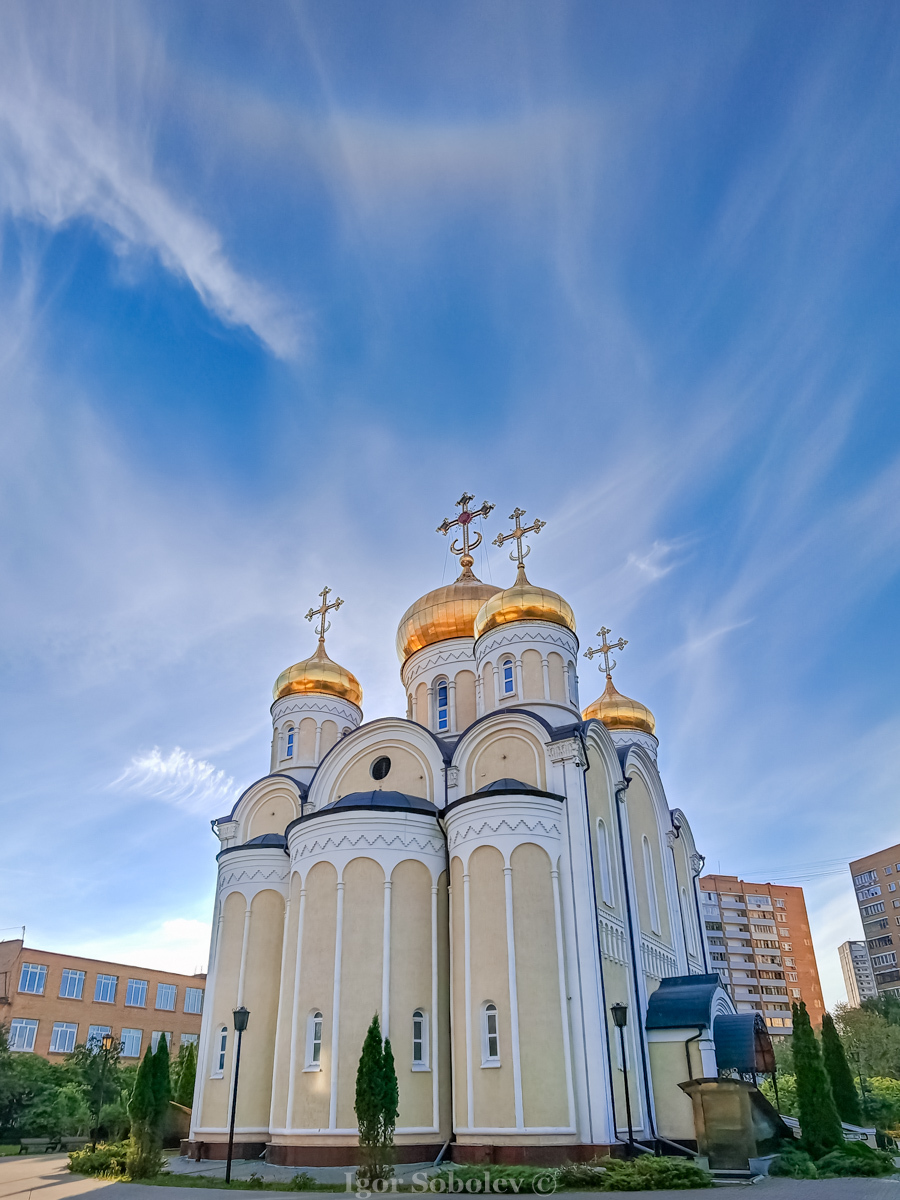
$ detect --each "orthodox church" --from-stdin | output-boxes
[187,496,755,1167]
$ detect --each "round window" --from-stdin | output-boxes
[370,756,391,781]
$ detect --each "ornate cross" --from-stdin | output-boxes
[584,626,628,677]
[437,492,494,573]
[305,586,344,641]
[493,507,545,570]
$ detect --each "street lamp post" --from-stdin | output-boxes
[91,1033,117,1148]
[225,1007,250,1184]
[610,1002,635,1152]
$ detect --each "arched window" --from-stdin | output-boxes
[285,726,295,758]
[682,887,697,957]
[567,663,578,704]
[305,1011,323,1069]
[597,819,615,907]
[412,1009,429,1069]
[502,660,515,696]
[436,680,449,731]
[213,1026,227,1076]
[642,836,661,934]
[482,1002,500,1065]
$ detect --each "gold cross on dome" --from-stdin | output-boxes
[305,586,344,641]
[493,507,546,571]
[437,492,495,575]
[584,626,628,678]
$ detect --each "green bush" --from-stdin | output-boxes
[816,1141,895,1177]
[283,1175,316,1191]
[555,1161,609,1188]
[593,1156,712,1191]
[68,1140,130,1179]
[768,1148,818,1178]
[429,1165,557,1193]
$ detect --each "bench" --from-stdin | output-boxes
[61,1138,90,1150]
[19,1139,60,1154]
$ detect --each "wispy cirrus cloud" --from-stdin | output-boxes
[112,747,239,815]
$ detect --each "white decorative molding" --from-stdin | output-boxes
[598,911,629,966]
[606,728,658,761]
[665,829,679,849]
[690,852,705,874]
[219,864,290,889]
[402,639,478,685]
[446,765,460,789]
[548,738,587,768]
[292,828,445,861]
[216,821,238,843]
[287,810,447,883]
[476,622,577,657]
[448,814,561,850]
[640,935,679,981]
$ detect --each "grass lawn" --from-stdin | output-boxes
[132,1176,344,1192]
[0,1146,22,1156]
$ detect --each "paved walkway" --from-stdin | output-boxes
[5,1151,900,1200]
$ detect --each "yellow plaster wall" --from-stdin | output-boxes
[466,732,544,794]
[389,859,435,1128]
[236,888,285,1129]
[521,650,544,699]
[481,664,495,712]
[415,682,428,726]
[202,891,247,1129]
[335,745,432,802]
[511,844,568,1128]
[291,862,337,1131]
[336,857,385,1128]
[247,789,299,840]
[585,752,619,916]
[626,773,671,944]
[320,720,339,758]
[270,873,301,1129]
[547,654,565,703]
[455,670,477,731]
[298,718,317,761]
[648,1041,696,1140]
[469,845,516,1130]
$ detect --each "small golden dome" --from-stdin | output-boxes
[397,569,501,664]
[583,674,655,736]
[273,638,362,707]
[473,565,576,640]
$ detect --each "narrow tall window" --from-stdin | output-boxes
[437,682,449,731]
[215,1026,227,1075]
[597,819,615,907]
[184,987,204,1014]
[286,727,295,757]
[306,1011,323,1068]
[412,1009,428,1068]
[682,887,697,957]
[482,1003,500,1064]
[502,660,515,695]
[642,836,661,934]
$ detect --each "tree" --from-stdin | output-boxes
[792,1001,844,1158]
[150,1035,172,1126]
[835,1002,900,1078]
[173,1042,197,1108]
[127,1046,163,1179]
[821,1013,862,1125]
[354,1015,398,1186]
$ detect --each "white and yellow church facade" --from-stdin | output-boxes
[187,497,738,1166]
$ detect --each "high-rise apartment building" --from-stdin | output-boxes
[849,843,900,998]
[699,874,825,1033]
[839,940,877,1007]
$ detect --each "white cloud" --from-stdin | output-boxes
[66,918,212,978]
[112,747,239,816]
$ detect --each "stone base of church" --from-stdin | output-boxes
[181,1140,623,1167]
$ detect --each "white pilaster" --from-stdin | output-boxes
[503,865,525,1130]
[328,880,345,1130]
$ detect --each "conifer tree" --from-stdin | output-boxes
[821,1012,862,1125]
[127,1046,161,1179]
[380,1037,398,1148]
[792,1001,844,1158]
[173,1042,198,1108]
[354,1015,397,1186]
[151,1034,172,1126]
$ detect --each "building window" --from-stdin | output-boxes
[59,968,85,999]
[151,1031,172,1052]
[436,681,449,731]
[872,952,898,968]
[94,974,118,1003]
[781,943,793,951]
[887,866,894,875]
[502,660,515,695]
[126,979,148,1007]
[775,899,785,908]
[9,1018,38,1052]
[18,963,47,995]
[596,819,615,907]
[213,1026,227,1076]
[862,902,886,917]
[482,1003,500,1065]
[87,1025,112,1049]
[180,1033,199,1047]
[642,836,661,934]
[412,1009,429,1069]
[286,727,295,757]
[49,1022,78,1054]
[156,983,176,1011]
[306,1011,323,1068]
[184,987,204,1014]
[121,1029,143,1058]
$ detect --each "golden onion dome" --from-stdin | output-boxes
[473,565,576,640]
[273,638,362,707]
[396,568,501,664]
[583,673,655,736]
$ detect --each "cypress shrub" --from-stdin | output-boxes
[126,1047,163,1179]
[150,1034,172,1126]
[821,1012,862,1125]
[792,1001,843,1158]
[354,1015,397,1186]
[173,1042,197,1108]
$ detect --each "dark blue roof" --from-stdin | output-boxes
[645,974,725,1029]
[713,1013,775,1074]
[304,790,438,820]
[217,832,288,860]
[478,778,545,794]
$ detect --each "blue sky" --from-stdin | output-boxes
[2,0,899,1006]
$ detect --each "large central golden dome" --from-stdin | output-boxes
[396,569,501,664]
[583,674,655,736]
[473,565,576,640]
[273,638,363,707]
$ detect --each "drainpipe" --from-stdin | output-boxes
[612,776,658,1143]
[691,853,710,972]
